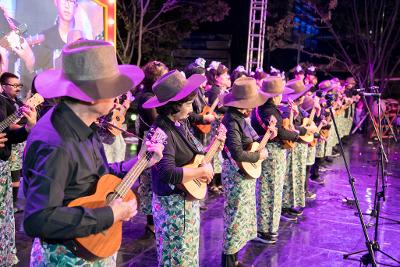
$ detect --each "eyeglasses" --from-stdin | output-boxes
[61,0,78,5]
[4,83,23,89]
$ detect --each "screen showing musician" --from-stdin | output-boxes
[0,0,104,95]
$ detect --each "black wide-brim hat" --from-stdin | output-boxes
[143,70,206,108]
[35,39,144,102]
[282,79,309,103]
[220,76,269,109]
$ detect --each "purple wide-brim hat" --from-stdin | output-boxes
[143,71,206,109]
[282,86,311,103]
[35,39,144,102]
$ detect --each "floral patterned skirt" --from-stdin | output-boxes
[138,169,153,215]
[257,143,287,234]
[221,160,257,255]
[210,120,222,174]
[315,139,326,158]
[152,193,200,267]
[283,143,308,209]
[30,238,116,266]
[325,123,337,157]
[306,145,317,166]
[9,142,25,171]
[0,160,18,266]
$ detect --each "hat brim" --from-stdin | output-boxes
[35,65,144,102]
[260,87,293,99]
[314,86,335,97]
[142,74,206,109]
[221,90,269,109]
[281,87,311,103]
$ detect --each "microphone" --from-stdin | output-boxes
[361,92,381,97]
[354,86,379,92]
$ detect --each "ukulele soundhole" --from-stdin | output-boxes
[106,192,122,204]
[193,179,202,187]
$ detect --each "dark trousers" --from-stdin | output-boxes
[309,158,323,180]
[222,252,237,267]
[305,165,311,191]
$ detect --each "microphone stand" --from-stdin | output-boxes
[356,93,399,223]
[343,93,400,266]
[324,102,376,267]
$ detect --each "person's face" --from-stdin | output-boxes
[239,108,253,117]
[199,74,207,89]
[305,74,315,83]
[217,72,231,89]
[273,94,282,105]
[2,77,23,99]
[296,95,305,105]
[90,97,116,117]
[55,0,77,23]
[174,100,194,120]
[346,82,356,90]
[295,73,304,81]
[312,77,318,85]
[256,78,265,88]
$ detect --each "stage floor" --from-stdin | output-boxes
[15,134,400,266]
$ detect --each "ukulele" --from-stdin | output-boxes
[67,127,167,260]
[106,92,134,136]
[195,97,219,134]
[309,119,328,147]
[282,98,297,149]
[237,115,277,179]
[179,124,226,200]
[0,24,44,50]
[320,112,332,140]
[0,93,44,133]
[298,105,317,144]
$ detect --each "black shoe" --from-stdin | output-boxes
[331,152,340,158]
[319,166,332,172]
[285,207,303,216]
[309,177,325,185]
[305,191,317,200]
[235,261,248,267]
[145,224,155,235]
[209,185,220,195]
[200,204,208,211]
[325,156,334,163]
[13,207,23,214]
[269,232,279,238]
[280,211,298,222]
[254,232,278,244]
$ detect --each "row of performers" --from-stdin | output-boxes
[19,41,359,267]
[132,60,359,266]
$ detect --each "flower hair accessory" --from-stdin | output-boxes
[194,58,206,69]
[207,61,221,71]
[235,65,246,73]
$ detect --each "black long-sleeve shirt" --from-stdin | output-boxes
[205,85,228,114]
[0,94,29,160]
[151,116,203,196]
[22,102,138,240]
[279,104,308,137]
[251,100,300,145]
[222,107,260,163]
